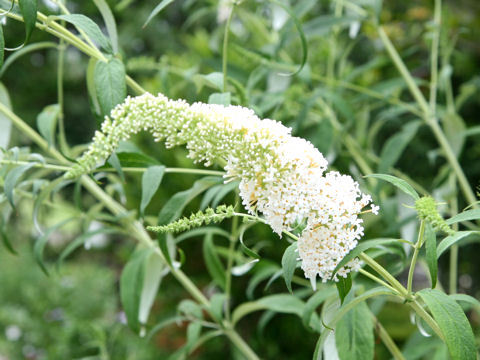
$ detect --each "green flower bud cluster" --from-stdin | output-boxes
[147,205,235,234]
[415,196,454,235]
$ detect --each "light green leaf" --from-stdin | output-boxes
[92,0,118,53]
[36,104,60,148]
[417,289,476,360]
[0,220,17,255]
[86,57,102,118]
[94,58,127,116]
[106,152,125,182]
[208,92,231,106]
[18,0,37,43]
[146,315,186,342]
[425,224,437,288]
[0,82,12,149]
[450,293,480,313]
[209,293,227,322]
[437,231,480,258]
[232,294,305,326]
[443,113,466,158]
[281,242,298,293]
[120,248,151,333]
[446,209,480,225]
[140,165,166,216]
[303,15,359,38]
[335,301,374,360]
[302,287,337,330]
[143,0,175,28]
[203,233,226,289]
[139,253,165,328]
[56,14,113,53]
[365,173,419,200]
[4,163,36,208]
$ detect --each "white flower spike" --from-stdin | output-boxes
[66,93,377,282]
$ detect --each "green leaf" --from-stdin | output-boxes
[4,163,36,208]
[203,233,226,289]
[36,104,60,148]
[120,248,151,333]
[335,274,352,305]
[92,0,118,53]
[106,152,125,182]
[269,0,308,75]
[138,253,165,328]
[56,14,113,53]
[450,293,480,313]
[335,301,374,360]
[0,221,17,255]
[436,231,480,258]
[303,15,359,38]
[94,58,127,116]
[378,121,420,173]
[0,25,4,70]
[232,294,305,326]
[302,287,337,330]
[333,238,404,277]
[425,224,437,288]
[34,218,75,275]
[86,57,102,119]
[143,0,175,28]
[238,227,260,260]
[209,293,227,322]
[140,165,165,217]
[365,173,419,200]
[417,289,476,360]
[0,42,57,78]
[0,82,12,149]
[18,0,37,43]
[281,242,298,293]
[208,92,231,106]
[146,315,187,342]
[446,209,480,225]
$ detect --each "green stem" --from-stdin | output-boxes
[359,253,409,297]
[358,268,399,295]
[407,220,426,294]
[223,328,259,360]
[222,3,236,93]
[449,175,459,294]
[373,313,406,360]
[429,0,442,112]
[377,26,478,209]
[56,34,69,154]
[409,300,445,341]
[225,193,240,321]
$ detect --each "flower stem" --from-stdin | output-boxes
[407,220,425,294]
[358,268,399,295]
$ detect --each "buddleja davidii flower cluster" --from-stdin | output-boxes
[66,93,378,283]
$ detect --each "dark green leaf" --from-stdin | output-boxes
[378,121,420,173]
[335,274,352,304]
[365,173,419,200]
[0,81,12,149]
[120,248,151,333]
[425,224,437,288]
[208,92,231,106]
[140,165,165,217]
[203,233,226,289]
[417,289,476,360]
[4,163,36,208]
[18,0,37,43]
[437,231,480,258]
[56,14,112,53]
[36,104,60,148]
[94,58,126,116]
[143,0,175,27]
[333,238,403,277]
[281,242,298,293]
[446,209,480,225]
[335,301,374,360]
